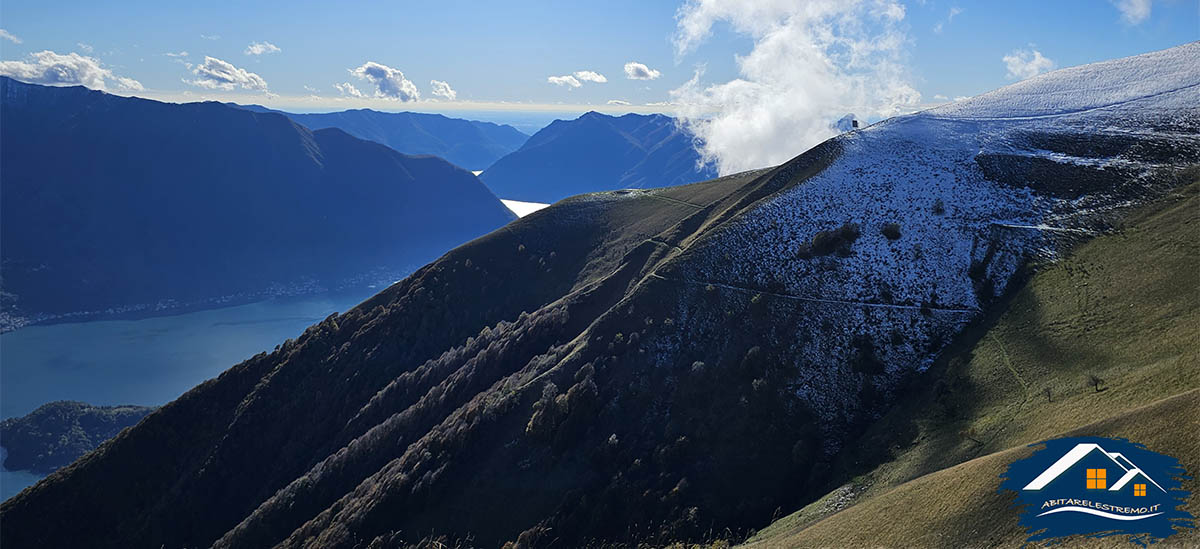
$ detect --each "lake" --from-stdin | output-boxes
[0,288,379,500]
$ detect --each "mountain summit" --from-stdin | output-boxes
[2,44,1197,548]
[480,111,716,202]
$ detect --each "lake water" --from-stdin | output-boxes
[0,288,378,501]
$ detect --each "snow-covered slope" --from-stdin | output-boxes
[930,41,1198,119]
[653,43,1200,447]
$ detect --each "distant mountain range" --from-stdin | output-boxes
[480,111,717,202]
[0,77,515,327]
[234,105,528,171]
[2,45,1198,548]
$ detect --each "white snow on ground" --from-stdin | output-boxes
[930,42,1200,119]
[651,43,1200,449]
[501,199,551,217]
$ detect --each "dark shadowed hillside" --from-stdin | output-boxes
[235,106,529,171]
[480,111,717,202]
[0,77,515,328]
[0,45,1196,549]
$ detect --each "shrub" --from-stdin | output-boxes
[881,222,902,240]
[849,334,885,375]
[808,222,861,257]
[932,198,946,215]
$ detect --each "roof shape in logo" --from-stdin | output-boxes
[1022,443,1166,493]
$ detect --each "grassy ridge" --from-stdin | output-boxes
[747,178,1199,547]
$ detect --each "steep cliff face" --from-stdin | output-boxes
[2,44,1197,549]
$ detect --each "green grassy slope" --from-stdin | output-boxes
[746,179,1199,547]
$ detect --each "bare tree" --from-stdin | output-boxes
[960,426,983,445]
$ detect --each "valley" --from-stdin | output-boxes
[0,3,1196,543]
[1,43,1195,548]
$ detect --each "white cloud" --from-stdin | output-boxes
[549,70,607,88]
[1002,47,1055,80]
[624,61,661,80]
[334,82,364,97]
[933,94,949,101]
[1111,0,1151,24]
[187,56,269,91]
[0,50,143,91]
[607,99,631,105]
[670,0,921,175]
[164,51,189,57]
[573,70,607,83]
[934,6,962,33]
[548,75,582,88]
[0,29,21,44]
[244,41,281,56]
[430,79,457,100]
[200,34,220,40]
[114,76,144,91]
[303,84,319,93]
[77,42,94,53]
[348,61,419,101]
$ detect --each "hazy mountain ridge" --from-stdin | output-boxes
[1,44,1197,548]
[233,105,529,171]
[480,111,717,202]
[0,77,516,328]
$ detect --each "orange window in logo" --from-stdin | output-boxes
[1086,468,1107,489]
[1134,484,1146,496]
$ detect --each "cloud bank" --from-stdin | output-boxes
[430,79,457,100]
[188,56,269,91]
[349,61,419,101]
[1002,48,1055,80]
[1111,0,1151,24]
[0,29,21,44]
[670,0,920,175]
[624,61,661,80]
[245,41,281,55]
[0,50,143,91]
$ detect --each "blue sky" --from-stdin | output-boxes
[0,0,1195,118]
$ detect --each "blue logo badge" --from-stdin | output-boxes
[999,436,1195,546]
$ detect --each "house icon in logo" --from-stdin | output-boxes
[1022,442,1167,496]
